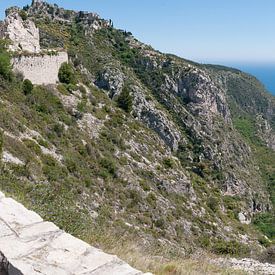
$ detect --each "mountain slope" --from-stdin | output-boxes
[0,1,274,273]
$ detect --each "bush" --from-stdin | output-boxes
[58,63,76,84]
[99,157,117,176]
[0,131,3,158]
[117,87,132,113]
[253,213,275,239]
[207,196,219,212]
[0,40,12,80]
[155,218,166,229]
[22,79,33,95]
[163,158,174,169]
[19,10,28,21]
[211,239,250,256]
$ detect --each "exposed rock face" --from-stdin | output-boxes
[131,84,182,151]
[95,68,125,98]
[213,257,275,274]
[28,0,110,32]
[0,191,148,275]
[95,69,182,150]
[12,52,68,85]
[0,11,40,53]
[256,114,275,150]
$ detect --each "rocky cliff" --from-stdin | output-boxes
[0,0,274,274]
[0,8,40,53]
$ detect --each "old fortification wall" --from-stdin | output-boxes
[0,8,69,86]
[12,52,68,85]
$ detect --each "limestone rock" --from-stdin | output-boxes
[0,11,40,53]
[238,212,251,225]
[213,257,275,274]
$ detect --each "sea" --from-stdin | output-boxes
[223,63,275,96]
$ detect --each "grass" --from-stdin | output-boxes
[232,116,275,240]
[84,228,247,275]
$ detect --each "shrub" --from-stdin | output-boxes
[155,218,166,229]
[117,87,132,113]
[163,158,174,169]
[146,192,157,207]
[19,10,28,21]
[207,196,219,212]
[253,213,275,239]
[53,123,64,137]
[22,79,33,95]
[0,131,3,158]
[258,246,275,264]
[99,157,117,176]
[211,239,250,256]
[0,40,12,80]
[58,63,76,84]
[66,83,77,93]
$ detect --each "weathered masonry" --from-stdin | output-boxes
[0,8,68,85]
[12,52,68,85]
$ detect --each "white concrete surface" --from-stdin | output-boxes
[0,191,148,275]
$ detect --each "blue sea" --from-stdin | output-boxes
[225,63,275,96]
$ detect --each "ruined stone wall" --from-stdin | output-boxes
[12,52,68,85]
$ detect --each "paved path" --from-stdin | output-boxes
[0,191,149,275]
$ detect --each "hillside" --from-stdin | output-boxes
[0,1,274,274]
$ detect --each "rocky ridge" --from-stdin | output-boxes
[0,0,274,274]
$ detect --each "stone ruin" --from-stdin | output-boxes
[0,5,68,85]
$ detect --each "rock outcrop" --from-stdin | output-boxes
[0,191,148,275]
[213,257,275,274]
[0,10,40,53]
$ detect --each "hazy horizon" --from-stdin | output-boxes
[1,0,275,65]
[1,0,275,94]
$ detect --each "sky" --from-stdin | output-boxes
[0,0,275,65]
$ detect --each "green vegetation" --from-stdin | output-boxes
[19,10,28,21]
[163,158,174,169]
[232,116,275,239]
[253,213,275,239]
[116,87,133,113]
[22,79,33,95]
[0,40,12,80]
[211,239,250,256]
[58,62,76,84]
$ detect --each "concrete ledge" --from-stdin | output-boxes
[0,191,148,275]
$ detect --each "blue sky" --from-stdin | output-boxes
[1,0,275,64]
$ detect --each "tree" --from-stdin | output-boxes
[22,79,33,95]
[19,10,28,21]
[0,130,3,158]
[117,87,133,113]
[0,40,12,80]
[58,63,76,84]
